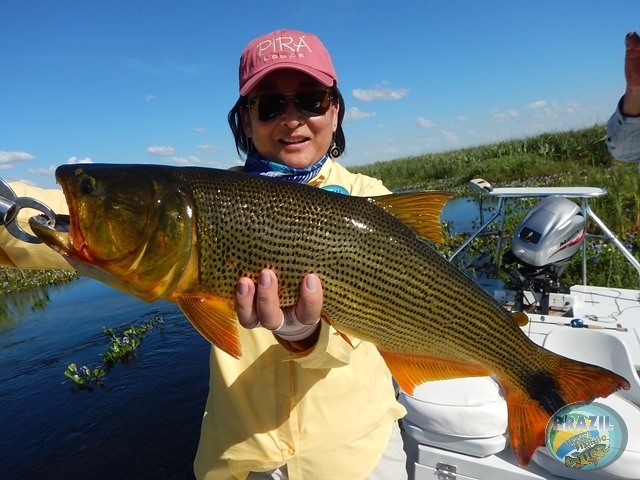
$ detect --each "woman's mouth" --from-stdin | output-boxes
[280,136,309,149]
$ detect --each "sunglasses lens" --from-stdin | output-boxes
[249,90,332,121]
[251,94,285,121]
[296,90,332,117]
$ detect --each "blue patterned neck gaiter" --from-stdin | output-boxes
[243,151,328,184]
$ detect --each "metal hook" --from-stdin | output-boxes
[0,178,58,244]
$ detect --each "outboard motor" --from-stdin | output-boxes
[502,196,585,314]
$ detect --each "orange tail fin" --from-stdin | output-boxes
[502,355,629,466]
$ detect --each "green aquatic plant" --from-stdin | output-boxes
[64,315,164,390]
[64,363,105,390]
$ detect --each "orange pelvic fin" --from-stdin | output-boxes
[371,191,453,244]
[502,355,629,466]
[378,350,490,395]
[176,294,242,358]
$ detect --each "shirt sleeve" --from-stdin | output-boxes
[606,96,640,162]
[0,183,73,270]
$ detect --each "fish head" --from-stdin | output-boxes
[29,164,195,301]
[592,443,610,457]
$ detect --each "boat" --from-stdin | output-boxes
[400,179,640,480]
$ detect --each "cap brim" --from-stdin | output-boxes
[240,63,335,96]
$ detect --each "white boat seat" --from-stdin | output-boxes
[399,376,508,458]
[542,328,640,405]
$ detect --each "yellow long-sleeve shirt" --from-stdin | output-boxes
[194,159,406,480]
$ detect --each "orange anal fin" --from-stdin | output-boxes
[176,294,242,358]
[369,191,453,243]
[502,355,629,466]
[378,350,490,395]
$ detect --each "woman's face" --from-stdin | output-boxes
[241,69,339,169]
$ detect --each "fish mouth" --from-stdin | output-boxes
[28,213,75,256]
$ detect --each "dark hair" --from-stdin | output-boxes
[227,86,346,159]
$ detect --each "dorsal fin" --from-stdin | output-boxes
[370,191,453,243]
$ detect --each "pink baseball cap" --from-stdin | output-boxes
[239,29,338,96]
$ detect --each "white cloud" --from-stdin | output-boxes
[170,155,202,166]
[28,165,57,176]
[456,115,470,122]
[196,144,218,153]
[417,117,436,128]
[0,151,36,164]
[526,100,547,109]
[491,109,519,122]
[145,94,157,102]
[352,87,409,102]
[344,107,377,122]
[147,145,175,156]
[67,156,93,164]
[194,127,206,133]
[442,130,460,144]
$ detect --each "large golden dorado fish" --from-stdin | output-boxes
[29,164,629,466]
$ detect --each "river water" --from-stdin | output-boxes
[0,278,210,479]
[0,198,486,480]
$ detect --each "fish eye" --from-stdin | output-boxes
[80,176,96,195]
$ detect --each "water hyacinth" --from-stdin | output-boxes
[64,316,164,390]
[64,363,105,390]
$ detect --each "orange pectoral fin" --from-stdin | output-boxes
[378,350,491,395]
[323,316,355,348]
[176,294,242,358]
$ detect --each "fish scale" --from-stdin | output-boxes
[29,163,630,467]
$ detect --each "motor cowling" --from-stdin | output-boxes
[509,195,585,270]
[503,196,586,313]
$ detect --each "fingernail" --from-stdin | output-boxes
[237,279,249,296]
[305,274,318,291]
[259,270,271,288]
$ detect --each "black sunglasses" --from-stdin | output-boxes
[247,89,333,122]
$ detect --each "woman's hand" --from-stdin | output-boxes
[235,270,323,341]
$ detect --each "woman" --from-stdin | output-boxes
[0,29,408,480]
[195,29,407,480]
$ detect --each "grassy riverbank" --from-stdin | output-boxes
[2,124,639,291]
[353,124,640,289]
[352,125,639,237]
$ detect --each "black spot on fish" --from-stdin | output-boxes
[528,371,565,415]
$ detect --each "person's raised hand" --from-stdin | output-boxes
[622,31,640,116]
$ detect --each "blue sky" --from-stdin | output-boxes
[1,0,637,188]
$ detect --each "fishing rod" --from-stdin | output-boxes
[526,317,627,332]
